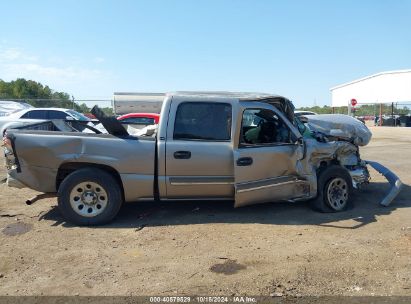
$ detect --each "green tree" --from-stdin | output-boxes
[0,78,93,113]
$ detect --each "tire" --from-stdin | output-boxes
[311,165,353,213]
[57,168,123,226]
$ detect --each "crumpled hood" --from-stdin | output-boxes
[306,114,372,146]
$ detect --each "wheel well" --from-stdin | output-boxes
[56,163,124,198]
[315,159,343,180]
[318,159,340,170]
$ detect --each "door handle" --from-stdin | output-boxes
[174,151,191,159]
[236,157,253,166]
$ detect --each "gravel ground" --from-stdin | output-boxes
[0,126,410,296]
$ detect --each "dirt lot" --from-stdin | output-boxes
[0,127,410,297]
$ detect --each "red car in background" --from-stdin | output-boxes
[117,113,160,126]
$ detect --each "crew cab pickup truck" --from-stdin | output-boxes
[3,92,402,225]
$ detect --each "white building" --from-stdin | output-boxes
[330,69,411,107]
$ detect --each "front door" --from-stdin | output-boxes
[234,106,310,207]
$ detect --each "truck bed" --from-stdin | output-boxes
[6,130,156,202]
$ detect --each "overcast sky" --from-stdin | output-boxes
[1,0,410,108]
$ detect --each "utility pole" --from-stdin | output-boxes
[391,102,394,126]
[71,95,75,110]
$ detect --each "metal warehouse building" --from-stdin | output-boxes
[330,69,411,107]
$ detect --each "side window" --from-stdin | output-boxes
[48,110,68,119]
[20,112,30,119]
[173,102,232,141]
[20,110,47,119]
[120,117,155,125]
[241,108,292,146]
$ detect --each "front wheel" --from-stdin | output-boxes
[58,168,123,226]
[311,165,353,213]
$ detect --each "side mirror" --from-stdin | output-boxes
[65,116,74,121]
[297,137,307,160]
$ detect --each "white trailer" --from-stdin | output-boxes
[112,92,165,115]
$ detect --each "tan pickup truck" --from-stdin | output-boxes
[3,92,402,225]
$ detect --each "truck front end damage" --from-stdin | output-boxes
[304,114,402,206]
[348,163,370,189]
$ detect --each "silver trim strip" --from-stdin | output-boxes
[161,197,233,201]
[170,181,234,186]
[237,175,296,187]
[237,180,306,193]
[169,176,234,186]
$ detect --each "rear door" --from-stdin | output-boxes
[164,98,235,199]
[234,103,310,207]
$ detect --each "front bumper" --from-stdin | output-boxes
[366,161,403,207]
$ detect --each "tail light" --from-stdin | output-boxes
[3,131,11,147]
[2,133,18,170]
[3,134,13,155]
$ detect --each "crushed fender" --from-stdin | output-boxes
[366,160,403,206]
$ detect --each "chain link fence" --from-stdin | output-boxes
[0,98,113,115]
[341,102,411,127]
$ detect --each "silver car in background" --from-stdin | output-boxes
[0,107,90,135]
[0,100,33,117]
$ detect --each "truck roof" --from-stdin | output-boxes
[168,91,295,123]
[167,91,287,101]
[113,91,288,101]
[112,91,295,120]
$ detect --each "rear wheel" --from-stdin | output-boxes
[58,168,123,226]
[311,165,353,213]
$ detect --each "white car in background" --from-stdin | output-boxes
[0,108,90,135]
[0,100,33,117]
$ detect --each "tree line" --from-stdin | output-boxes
[0,78,113,115]
[2,79,409,117]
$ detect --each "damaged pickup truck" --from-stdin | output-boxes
[3,92,402,225]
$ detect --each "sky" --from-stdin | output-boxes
[0,0,410,108]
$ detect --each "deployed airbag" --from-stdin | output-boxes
[306,114,372,146]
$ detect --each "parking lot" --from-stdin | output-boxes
[0,126,410,296]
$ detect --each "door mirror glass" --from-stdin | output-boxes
[294,116,307,135]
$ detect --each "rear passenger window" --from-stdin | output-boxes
[48,110,68,119]
[173,102,232,141]
[20,110,48,119]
